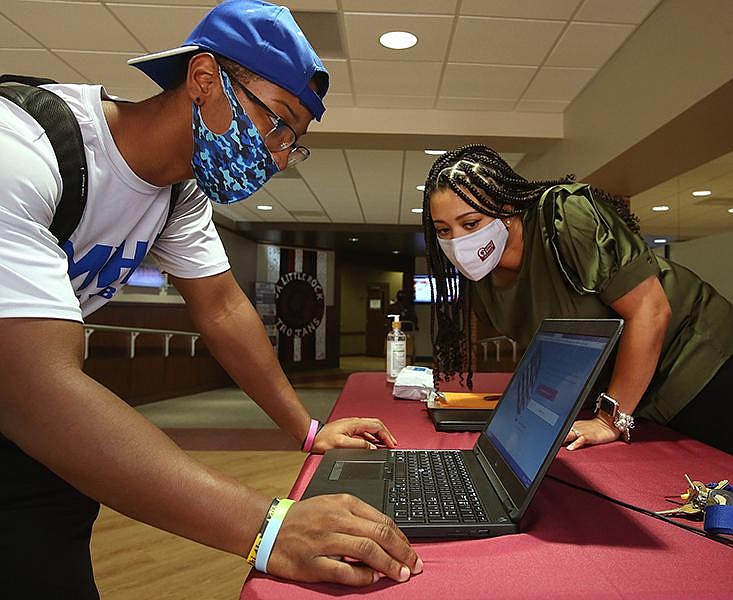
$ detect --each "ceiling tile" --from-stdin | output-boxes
[0,48,87,82]
[435,97,517,111]
[322,59,350,94]
[522,66,596,101]
[2,1,144,52]
[345,150,403,223]
[107,4,211,52]
[546,22,634,68]
[324,93,355,108]
[263,179,323,213]
[400,150,435,222]
[575,0,661,24]
[104,85,161,102]
[461,0,581,20]
[441,63,536,98]
[514,99,569,112]
[356,95,434,109]
[0,13,40,48]
[55,51,156,88]
[282,0,338,11]
[342,0,457,14]
[344,13,454,61]
[351,60,442,96]
[449,17,565,65]
[212,202,263,224]
[296,149,365,223]
[105,0,216,5]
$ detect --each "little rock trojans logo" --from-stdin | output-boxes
[477,240,496,262]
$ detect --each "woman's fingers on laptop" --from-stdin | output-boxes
[312,418,398,453]
[267,494,421,586]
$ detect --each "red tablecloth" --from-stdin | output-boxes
[242,373,733,600]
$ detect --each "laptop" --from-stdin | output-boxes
[302,318,623,538]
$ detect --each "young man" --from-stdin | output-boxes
[0,1,421,597]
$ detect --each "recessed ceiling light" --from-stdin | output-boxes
[424,149,447,156]
[692,190,712,197]
[256,205,273,211]
[411,208,423,214]
[392,250,400,254]
[728,208,733,214]
[348,237,359,242]
[416,185,425,191]
[651,205,670,212]
[654,238,668,244]
[379,31,418,50]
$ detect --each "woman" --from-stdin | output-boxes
[422,144,733,453]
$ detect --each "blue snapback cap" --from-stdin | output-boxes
[128,0,329,120]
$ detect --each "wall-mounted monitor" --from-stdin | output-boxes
[413,274,459,303]
[126,264,166,288]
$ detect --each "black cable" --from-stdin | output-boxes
[546,474,733,548]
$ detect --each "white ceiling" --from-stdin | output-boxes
[2,0,731,246]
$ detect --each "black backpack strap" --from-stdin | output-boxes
[0,78,87,246]
[156,182,182,241]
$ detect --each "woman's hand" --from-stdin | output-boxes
[564,416,620,450]
[311,418,398,454]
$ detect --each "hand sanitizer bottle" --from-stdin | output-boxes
[386,314,407,382]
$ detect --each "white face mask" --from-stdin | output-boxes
[437,218,509,281]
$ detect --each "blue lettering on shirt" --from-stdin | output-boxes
[63,239,149,292]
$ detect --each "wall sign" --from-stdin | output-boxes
[274,271,325,338]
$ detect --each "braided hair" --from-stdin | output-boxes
[422,144,639,388]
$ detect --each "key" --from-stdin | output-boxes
[655,502,702,517]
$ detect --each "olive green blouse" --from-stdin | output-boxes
[471,183,733,424]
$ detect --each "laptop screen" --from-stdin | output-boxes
[483,330,609,488]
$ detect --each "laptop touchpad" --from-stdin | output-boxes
[330,460,385,481]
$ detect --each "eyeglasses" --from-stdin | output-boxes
[227,71,310,168]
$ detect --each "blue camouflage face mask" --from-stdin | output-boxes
[191,68,280,204]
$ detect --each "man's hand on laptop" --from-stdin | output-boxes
[311,418,398,453]
[267,494,423,586]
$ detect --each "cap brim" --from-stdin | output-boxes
[128,45,201,90]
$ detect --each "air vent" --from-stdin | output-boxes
[290,210,326,218]
[291,11,344,59]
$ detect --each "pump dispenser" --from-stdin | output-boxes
[386,314,407,382]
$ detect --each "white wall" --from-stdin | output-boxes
[668,230,733,302]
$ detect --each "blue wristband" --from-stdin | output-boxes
[254,498,295,573]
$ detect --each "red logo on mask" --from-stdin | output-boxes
[477,240,495,262]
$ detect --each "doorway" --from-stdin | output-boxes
[365,283,389,356]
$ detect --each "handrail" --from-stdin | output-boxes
[478,335,518,363]
[83,324,200,360]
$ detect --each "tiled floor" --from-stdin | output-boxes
[136,355,391,450]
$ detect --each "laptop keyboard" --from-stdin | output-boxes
[390,450,488,524]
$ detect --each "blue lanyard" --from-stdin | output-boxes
[703,482,733,535]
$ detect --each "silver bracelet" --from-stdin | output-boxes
[614,411,635,443]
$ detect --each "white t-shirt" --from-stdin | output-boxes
[0,83,230,321]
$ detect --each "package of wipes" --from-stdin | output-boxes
[392,365,434,401]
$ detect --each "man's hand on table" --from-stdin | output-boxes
[311,418,398,454]
[267,494,422,586]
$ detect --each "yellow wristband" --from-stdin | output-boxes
[246,499,279,566]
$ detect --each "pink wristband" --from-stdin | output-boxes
[301,418,320,453]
